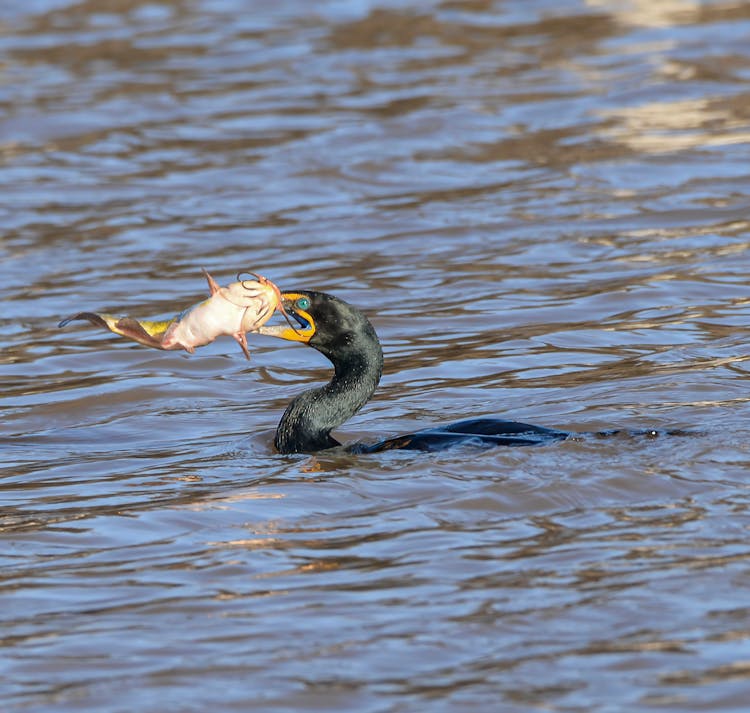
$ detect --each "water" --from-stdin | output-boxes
[3,0,750,710]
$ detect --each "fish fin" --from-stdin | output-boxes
[58,312,113,329]
[59,312,176,349]
[234,331,251,360]
[128,318,176,340]
[112,317,170,348]
[202,268,221,296]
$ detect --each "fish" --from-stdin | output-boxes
[58,269,288,359]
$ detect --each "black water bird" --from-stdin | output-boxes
[258,291,569,454]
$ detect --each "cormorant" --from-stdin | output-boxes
[258,291,569,454]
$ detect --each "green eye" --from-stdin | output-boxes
[296,296,311,311]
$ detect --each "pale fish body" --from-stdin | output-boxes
[161,274,279,358]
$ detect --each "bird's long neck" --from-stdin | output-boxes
[274,346,383,454]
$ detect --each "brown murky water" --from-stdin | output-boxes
[3,1,750,710]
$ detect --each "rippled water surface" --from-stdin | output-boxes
[4,0,750,710]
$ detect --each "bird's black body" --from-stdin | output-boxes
[358,418,569,453]
[261,290,569,454]
[272,292,383,453]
